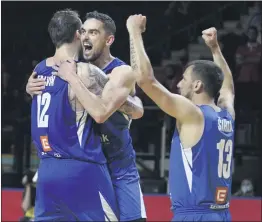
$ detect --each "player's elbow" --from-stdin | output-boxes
[137,108,144,119]
[90,104,110,123]
[93,109,110,123]
[132,108,144,119]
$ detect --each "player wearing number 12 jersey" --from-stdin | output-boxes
[30,9,119,221]
[27,10,144,222]
[126,14,235,222]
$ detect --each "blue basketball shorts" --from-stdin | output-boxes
[35,158,119,221]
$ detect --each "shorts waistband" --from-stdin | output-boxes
[173,204,230,215]
[40,157,105,165]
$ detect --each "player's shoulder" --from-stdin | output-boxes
[217,95,235,120]
[34,59,47,72]
[76,61,88,70]
[113,64,132,72]
[34,57,53,75]
[84,62,105,73]
[114,57,126,65]
[77,62,107,77]
[111,65,134,81]
[201,105,235,122]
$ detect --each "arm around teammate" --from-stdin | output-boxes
[54,60,141,123]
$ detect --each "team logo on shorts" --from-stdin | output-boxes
[215,187,228,204]
[40,136,52,152]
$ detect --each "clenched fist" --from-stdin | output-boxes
[126,14,147,34]
[202,27,219,49]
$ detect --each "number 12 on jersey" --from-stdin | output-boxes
[37,92,51,128]
[217,139,233,179]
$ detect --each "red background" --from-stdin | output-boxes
[2,190,261,221]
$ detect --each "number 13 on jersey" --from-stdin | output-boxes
[37,92,51,128]
[217,139,233,179]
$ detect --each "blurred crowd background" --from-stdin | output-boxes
[2,1,261,198]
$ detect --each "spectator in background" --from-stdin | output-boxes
[247,2,261,44]
[20,93,32,169]
[235,26,261,109]
[233,179,255,197]
[9,89,25,174]
[2,62,16,154]
[235,26,261,83]
[31,60,39,68]
[163,63,183,94]
[20,170,37,222]
[163,63,183,147]
[2,61,13,124]
[2,61,10,96]
[220,22,246,75]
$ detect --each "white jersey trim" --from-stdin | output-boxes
[180,143,193,192]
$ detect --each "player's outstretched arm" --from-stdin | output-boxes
[127,15,202,123]
[202,28,235,119]
[55,61,143,123]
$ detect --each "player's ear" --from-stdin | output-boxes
[193,80,203,94]
[76,30,81,39]
[106,35,115,46]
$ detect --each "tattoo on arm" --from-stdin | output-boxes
[84,64,109,96]
[130,38,138,71]
[79,63,141,117]
[119,100,135,116]
[68,64,108,111]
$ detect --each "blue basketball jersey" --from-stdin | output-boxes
[169,105,235,213]
[31,59,106,164]
[100,58,134,161]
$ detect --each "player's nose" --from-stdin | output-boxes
[81,32,89,40]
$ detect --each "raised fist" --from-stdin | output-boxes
[126,14,147,34]
[202,27,218,49]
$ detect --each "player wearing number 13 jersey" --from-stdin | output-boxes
[30,10,118,221]
[126,15,235,222]
[169,105,234,221]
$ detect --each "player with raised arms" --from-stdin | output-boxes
[126,14,235,221]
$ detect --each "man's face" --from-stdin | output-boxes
[177,66,195,99]
[80,18,108,62]
[247,28,257,43]
[165,66,175,79]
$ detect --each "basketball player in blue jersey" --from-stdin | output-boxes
[54,11,147,222]
[27,9,144,222]
[26,11,146,222]
[127,15,235,221]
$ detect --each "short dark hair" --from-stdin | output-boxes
[48,9,82,48]
[185,60,224,98]
[248,26,258,35]
[85,11,116,35]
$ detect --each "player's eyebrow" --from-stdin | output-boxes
[80,27,86,33]
[88,29,100,33]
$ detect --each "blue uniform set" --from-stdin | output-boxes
[169,105,234,221]
[31,59,118,221]
[101,58,146,221]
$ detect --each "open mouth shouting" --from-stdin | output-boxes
[83,41,93,54]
